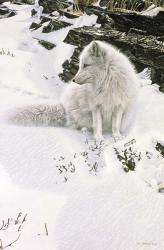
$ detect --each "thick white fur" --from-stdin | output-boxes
[8,103,66,127]
[61,40,139,140]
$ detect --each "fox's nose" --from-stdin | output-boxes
[72,79,76,82]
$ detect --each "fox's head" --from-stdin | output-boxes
[73,41,107,85]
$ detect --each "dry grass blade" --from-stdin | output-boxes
[107,0,164,12]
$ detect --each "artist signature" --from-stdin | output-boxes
[137,242,157,246]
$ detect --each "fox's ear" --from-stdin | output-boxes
[90,41,105,58]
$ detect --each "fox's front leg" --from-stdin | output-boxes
[112,105,124,141]
[92,106,103,140]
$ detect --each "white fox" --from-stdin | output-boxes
[9,41,140,140]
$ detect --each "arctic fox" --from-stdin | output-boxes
[9,41,139,140]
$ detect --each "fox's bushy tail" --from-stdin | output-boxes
[8,103,66,127]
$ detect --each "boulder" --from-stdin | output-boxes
[38,0,70,14]
[29,16,51,30]
[11,0,34,4]
[30,16,72,32]
[0,5,16,18]
[42,19,71,33]
[0,0,10,3]
[37,39,56,50]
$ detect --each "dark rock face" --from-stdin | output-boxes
[31,8,37,16]
[29,16,51,30]
[156,142,164,158]
[37,39,56,50]
[38,0,70,14]
[0,6,9,14]
[99,0,108,7]
[29,15,71,51]
[0,5,16,19]
[42,19,71,33]
[58,9,82,19]
[30,16,71,32]
[106,12,164,37]
[30,22,41,30]
[59,48,81,82]
[11,0,34,4]
[0,0,9,3]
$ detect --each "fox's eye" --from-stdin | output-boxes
[83,64,90,68]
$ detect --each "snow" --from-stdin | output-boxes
[141,4,164,17]
[0,2,164,250]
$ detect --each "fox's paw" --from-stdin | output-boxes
[113,134,125,142]
[94,134,104,142]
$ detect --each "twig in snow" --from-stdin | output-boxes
[43,75,49,80]
[44,223,48,236]
[22,213,28,224]
[0,234,21,249]
[15,212,22,225]
[0,219,10,231]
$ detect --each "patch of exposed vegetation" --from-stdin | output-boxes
[0,48,15,57]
